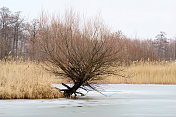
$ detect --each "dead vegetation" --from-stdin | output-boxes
[1,60,175,99]
[0,60,62,99]
[103,61,176,84]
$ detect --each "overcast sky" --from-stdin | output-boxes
[0,0,176,39]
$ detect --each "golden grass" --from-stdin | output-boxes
[0,60,63,99]
[103,61,176,84]
[1,60,176,99]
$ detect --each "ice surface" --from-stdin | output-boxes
[0,84,176,117]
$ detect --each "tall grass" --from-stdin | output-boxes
[0,60,62,99]
[1,60,176,99]
[103,61,176,84]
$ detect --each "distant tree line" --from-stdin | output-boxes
[0,7,176,62]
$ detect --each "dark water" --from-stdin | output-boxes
[0,84,176,117]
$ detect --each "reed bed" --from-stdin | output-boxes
[103,61,176,84]
[1,60,176,99]
[0,60,63,99]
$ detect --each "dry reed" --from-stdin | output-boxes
[0,60,63,99]
[1,60,176,99]
[103,61,176,84]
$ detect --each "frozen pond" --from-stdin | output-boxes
[1,84,176,117]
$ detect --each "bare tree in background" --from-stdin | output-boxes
[27,19,39,60]
[11,11,26,58]
[1,7,176,62]
[0,7,27,60]
[0,7,11,59]
[153,32,169,59]
[39,12,123,98]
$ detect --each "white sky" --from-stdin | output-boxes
[0,0,176,39]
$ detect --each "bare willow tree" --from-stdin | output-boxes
[38,11,123,98]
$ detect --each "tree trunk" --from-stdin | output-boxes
[61,82,83,98]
